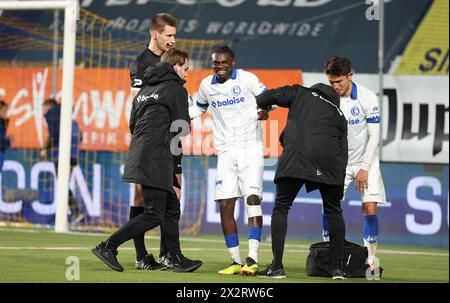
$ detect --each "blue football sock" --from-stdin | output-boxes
[224,234,239,248]
[248,226,262,241]
[363,214,379,244]
[322,212,330,240]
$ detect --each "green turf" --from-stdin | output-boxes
[0,227,447,283]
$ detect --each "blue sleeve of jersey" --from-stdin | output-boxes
[363,92,381,123]
[196,101,209,108]
[366,116,381,123]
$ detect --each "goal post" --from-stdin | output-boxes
[0,0,79,233]
[1,4,224,236]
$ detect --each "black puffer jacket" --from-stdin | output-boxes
[257,83,348,190]
[122,62,190,192]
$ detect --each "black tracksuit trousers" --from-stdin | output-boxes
[108,185,181,257]
[271,177,346,269]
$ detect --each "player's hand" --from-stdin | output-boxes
[257,110,269,120]
[173,186,181,200]
[355,169,369,192]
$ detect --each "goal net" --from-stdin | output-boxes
[0,2,227,235]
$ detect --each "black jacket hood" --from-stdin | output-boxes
[143,61,184,86]
[310,83,340,107]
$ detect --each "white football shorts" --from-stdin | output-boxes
[214,145,264,201]
[343,161,386,203]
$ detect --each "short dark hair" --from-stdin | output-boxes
[0,100,8,109]
[212,45,235,59]
[324,57,352,76]
[43,98,58,106]
[150,13,178,33]
[161,48,189,66]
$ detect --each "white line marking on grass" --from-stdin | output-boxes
[0,247,320,254]
[1,227,448,257]
[0,247,92,250]
[0,228,308,247]
[0,246,447,257]
[376,249,449,257]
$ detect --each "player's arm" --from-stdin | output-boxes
[189,82,209,119]
[361,123,380,171]
[355,123,379,192]
[361,93,381,171]
[189,98,208,119]
[245,71,272,120]
[356,94,381,192]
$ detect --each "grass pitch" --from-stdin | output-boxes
[0,227,448,283]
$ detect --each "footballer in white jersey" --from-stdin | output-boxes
[339,82,386,203]
[196,68,267,152]
[323,57,386,276]
[190,46,269,276]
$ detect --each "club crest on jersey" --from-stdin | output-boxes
[351,106,360,116]
[231,86,241,96]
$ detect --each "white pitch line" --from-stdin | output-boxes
[0,246,447,257]
[0,227,447,257]
[375,249,449,257]
[0,247,288,253]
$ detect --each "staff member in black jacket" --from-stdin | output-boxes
[256,83,348,280]
[129,13,181,270]
[92,49,202,273]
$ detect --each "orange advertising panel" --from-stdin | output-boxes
[0,68,301,156]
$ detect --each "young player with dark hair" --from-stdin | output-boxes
[323,56,386,277]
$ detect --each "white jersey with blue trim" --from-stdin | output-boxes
[197,69,267,152]
[340,82,380,165]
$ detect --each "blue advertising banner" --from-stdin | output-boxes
[202,159,449,248]
[0,150,209,234]
[1,0,433,72]
[0,150,448,247]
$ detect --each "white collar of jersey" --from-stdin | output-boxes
[350,82,358,100]
[211,69,238,84]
